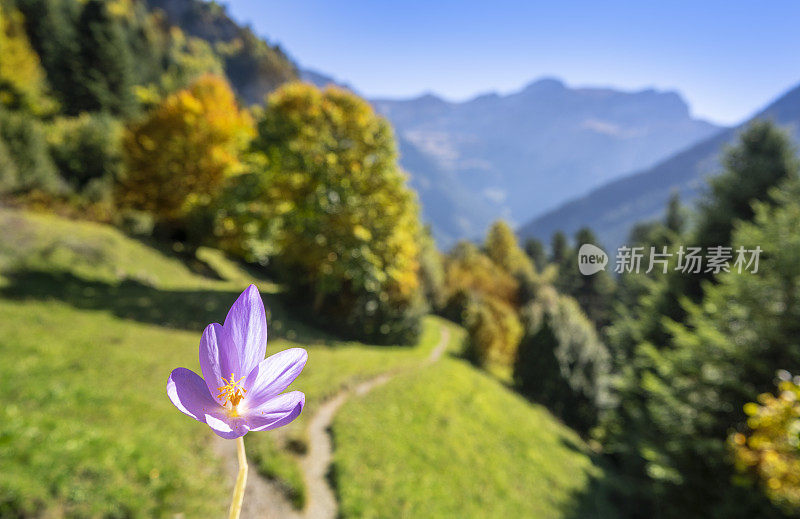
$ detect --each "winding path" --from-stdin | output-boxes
[216,324,451,519]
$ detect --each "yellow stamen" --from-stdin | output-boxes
[217,372,247,409]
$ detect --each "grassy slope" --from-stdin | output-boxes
[247,317,443,507]
[332,321,615,518]
[0,208,442,516]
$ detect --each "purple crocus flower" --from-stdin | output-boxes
[167,284,306,439]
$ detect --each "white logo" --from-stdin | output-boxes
[578,244,608,275]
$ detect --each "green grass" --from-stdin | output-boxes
[0,208,241,289]
[0,297,228,518]
[331,322,616,518]
[0,208,453,516]
[245,319,444,508]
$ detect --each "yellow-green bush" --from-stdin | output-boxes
[731,377,800,512]
[247,82,425,344]
[464,295,523,367]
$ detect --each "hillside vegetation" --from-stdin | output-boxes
[144,0,298,103]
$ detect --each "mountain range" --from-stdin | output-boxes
[371,80,721,246]
[518,83,800,250]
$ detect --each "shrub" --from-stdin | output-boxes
[731,375,800,513]
[48,113,123,191]
[464,295,523,367]
[0,108,62,193]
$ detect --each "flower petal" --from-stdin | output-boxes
[244,391,305,432]
[243,348,308,407]
[204,413,250,439]
[223,285,267,377]
[167,368,221,422]
[199,322,239,402]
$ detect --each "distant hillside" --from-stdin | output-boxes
[373,78,721,247]
[518,82,800,250]
[145,0,297,103]
[299,68,355,91]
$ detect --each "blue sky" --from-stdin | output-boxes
[223,0,800,126]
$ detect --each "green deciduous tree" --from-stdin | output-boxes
[48,113,123,191]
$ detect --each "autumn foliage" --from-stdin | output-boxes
[117,74,253,223]
[731,377,800,512]
[443,234,524,366]
[0,0,48,111]
[250,83,425,343]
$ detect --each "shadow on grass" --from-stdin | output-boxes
[0,268,335,345]
[123,233,227,281]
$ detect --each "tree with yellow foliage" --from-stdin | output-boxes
[731,376,800,513]
[444,241,519,310]
[0,0,50,112]
[442,241,523,366]
[484,220,536,280]
[251,82,424,343]
[117,74,252,231]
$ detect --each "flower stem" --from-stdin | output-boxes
[228,436,248,519]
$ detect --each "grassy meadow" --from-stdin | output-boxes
[332,328,614,519]
[0,207,609,517]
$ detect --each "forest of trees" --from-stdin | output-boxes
[2,0,800,516]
